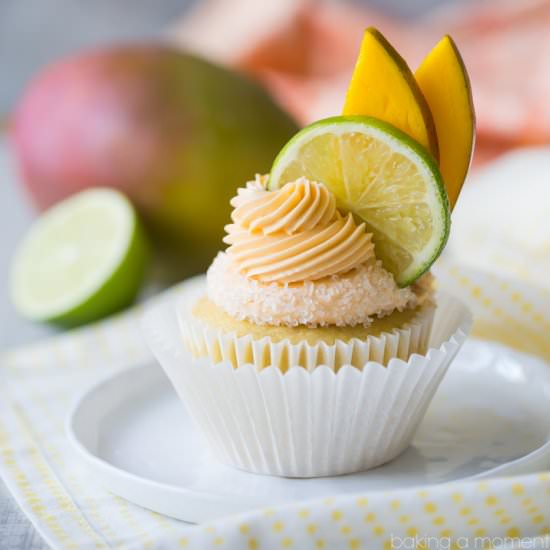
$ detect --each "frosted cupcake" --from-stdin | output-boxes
[172,175,470,477]
[145,27,474,477]
[186,175,437,371]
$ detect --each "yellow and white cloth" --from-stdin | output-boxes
[3,148,550,549]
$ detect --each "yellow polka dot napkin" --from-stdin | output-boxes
[2,260,550,550]
[0,307,194,549]
[177,474,550,549]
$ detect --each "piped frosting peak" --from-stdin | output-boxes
[224,176,375,284]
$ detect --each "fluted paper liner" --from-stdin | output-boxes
[142,278,472,477]
[179,307,435,372]
[177,278,437,371]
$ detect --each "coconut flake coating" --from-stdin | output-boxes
[207,251,433,328]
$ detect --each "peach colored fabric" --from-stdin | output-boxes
[234,0,550,166]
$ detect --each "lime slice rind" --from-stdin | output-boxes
[269,115,450,286]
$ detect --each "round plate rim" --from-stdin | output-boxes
[65,338,550,519]
[65,364,261,506]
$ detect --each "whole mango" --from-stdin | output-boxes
[11,45,298,278]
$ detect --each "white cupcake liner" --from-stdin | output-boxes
[142,278,472,477]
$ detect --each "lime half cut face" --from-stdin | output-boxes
[10,188,149,327]
[269,116,450,286]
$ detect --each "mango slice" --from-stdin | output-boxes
[415,35,475,209]
[343,28,439,160]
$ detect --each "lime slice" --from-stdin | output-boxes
[10,188,150,327]
[269,115,450,286]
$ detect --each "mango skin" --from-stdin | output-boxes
[11,45,299,279]
[343,28,439,161]
[415,36,475,209]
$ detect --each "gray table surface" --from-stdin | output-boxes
[0,1,455,548]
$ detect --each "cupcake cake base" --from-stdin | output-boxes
[185,296,435,370]
[144,281,473,478]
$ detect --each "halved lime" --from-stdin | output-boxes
[269,116,450,286]
[10,188,150,327]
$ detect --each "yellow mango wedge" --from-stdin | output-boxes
[343,27,439,160]
[415,35,475,209]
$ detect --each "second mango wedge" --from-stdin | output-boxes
[415,35,475,209]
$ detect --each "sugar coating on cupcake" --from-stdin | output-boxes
[205,175,434,328]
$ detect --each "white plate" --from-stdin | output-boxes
[66,339,550,523]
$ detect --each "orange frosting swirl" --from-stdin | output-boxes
[224,177,375,283]
[231,177,337,234]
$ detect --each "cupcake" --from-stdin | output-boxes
[184,175,438,371]
[144,28,474,477]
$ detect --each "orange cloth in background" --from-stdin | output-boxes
[231,0,550,166]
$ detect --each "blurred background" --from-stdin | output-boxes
[2,0,550,348]
[2,1,550,547]
[0,0,459,114]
